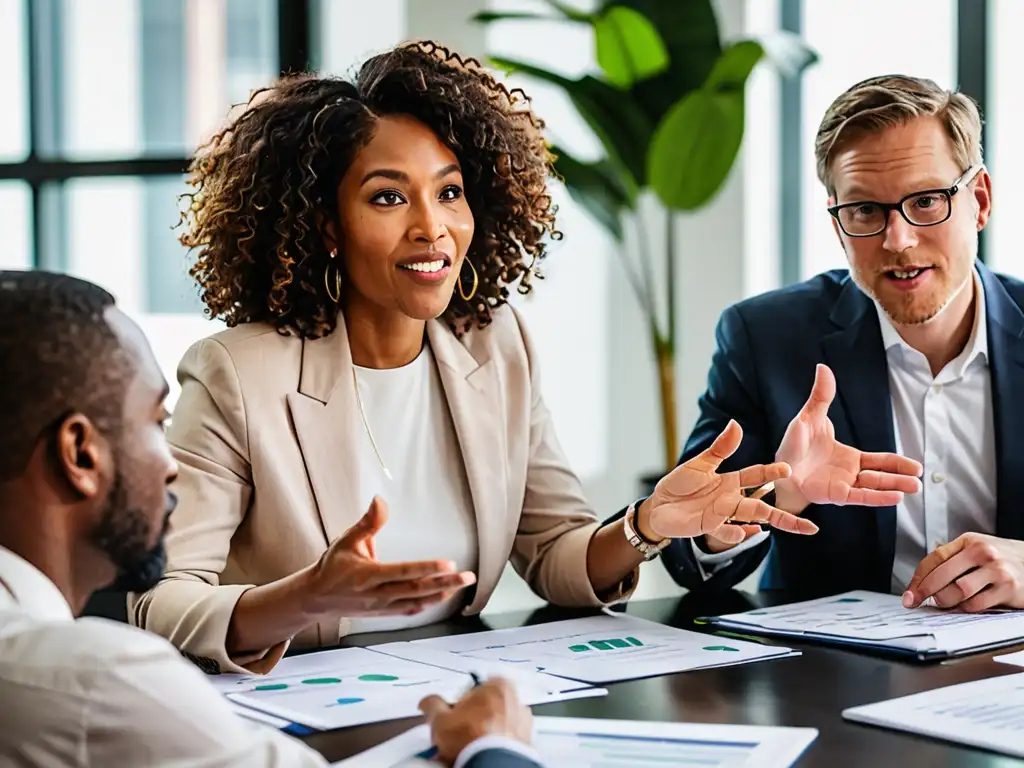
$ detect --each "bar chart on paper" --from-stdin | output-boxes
[371,614,798,684]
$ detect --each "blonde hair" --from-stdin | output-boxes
[815,74,983,195]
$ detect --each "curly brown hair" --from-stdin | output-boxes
[178,40,560,339]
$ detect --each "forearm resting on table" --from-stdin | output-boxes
[226,566,322,658]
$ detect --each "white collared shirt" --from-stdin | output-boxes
[0,545,540,767]
[693,272,998,592]
[0,544,329,767]
[874,272,997,591]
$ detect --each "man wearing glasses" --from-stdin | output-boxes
[654,74,1024,612]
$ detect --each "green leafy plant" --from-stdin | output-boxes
[474,0,817,472]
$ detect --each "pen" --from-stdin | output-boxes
[470,672,483,687]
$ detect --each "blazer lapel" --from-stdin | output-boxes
[978,264,1024,541]
[426,321,508,614]
[286,316,363,546]
[821,278,898,588]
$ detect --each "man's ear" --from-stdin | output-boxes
[52,413,109,500]
[972,168,993,230]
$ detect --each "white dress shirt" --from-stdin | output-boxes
[876,273,997,592]
[0,545,328,767]
[0,545,540,767]
[693,272,998,593]
[347,345,479,635]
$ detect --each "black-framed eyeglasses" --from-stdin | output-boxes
[827,164,983,237]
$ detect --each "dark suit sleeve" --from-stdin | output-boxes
[659,305,776,593]
[463,747,542,768]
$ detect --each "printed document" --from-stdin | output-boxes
[216,646,603,731]
[370,613,798,684]
[842,672,1024,759]
[332,716,818,768]
[710,590,1024,657]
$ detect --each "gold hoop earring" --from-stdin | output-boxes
[458,259,479,302]
[324,248,342,303]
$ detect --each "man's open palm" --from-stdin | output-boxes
[777,364,923,510]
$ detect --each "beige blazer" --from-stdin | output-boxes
[129,306,637,674]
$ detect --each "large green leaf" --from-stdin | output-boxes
[593,5,668,89]
[704,40,764,91]
[488,56,652,188]
[647,89,745,210]
[604,0,722,121]
[706,34,819,92]
[549,144,631,239]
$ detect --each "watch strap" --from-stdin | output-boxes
[624,502,669,561]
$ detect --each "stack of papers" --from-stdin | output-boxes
[333,716,819,767]
[213,614,798,730]
[370,613,799,684]
[214,646,602,731]
[707,590,1024,660]
[842,673,1024,759]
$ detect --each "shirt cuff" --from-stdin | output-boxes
[690,530,770,578]
[454,735,542,768]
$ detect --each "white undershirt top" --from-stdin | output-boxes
[346,345,479,634]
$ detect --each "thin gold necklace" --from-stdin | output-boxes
[352,367,393,480]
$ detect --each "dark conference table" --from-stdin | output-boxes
[297,590,1024,766]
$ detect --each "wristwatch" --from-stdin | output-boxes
[623,501,670,561]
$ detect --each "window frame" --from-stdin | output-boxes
[0,0,312,272]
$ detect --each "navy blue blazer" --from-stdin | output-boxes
[653,263,1024,597]
[465,748,539,768]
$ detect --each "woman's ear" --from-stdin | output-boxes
[317,212,339,255]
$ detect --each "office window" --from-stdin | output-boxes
[0,0,28,162]
[11,1,277,308]
[0,183,31,269]
[37,0,276,160]
[986,0,1023,279]
[0,0,284,408]
[313,0,404,76]
[743,0,781,298]
[40,176,190,314]
[799,1,957,281]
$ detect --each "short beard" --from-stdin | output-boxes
[846,240,976,327]
[874,268,973,327]
[89,473,174,594]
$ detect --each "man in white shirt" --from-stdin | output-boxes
[652,74,1024,612]
[0,270,541,768]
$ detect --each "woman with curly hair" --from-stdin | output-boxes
[128,41,808,675]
